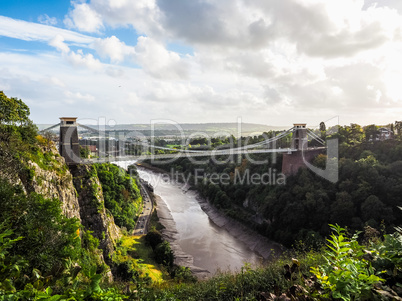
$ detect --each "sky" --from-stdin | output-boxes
[1,0,402,127]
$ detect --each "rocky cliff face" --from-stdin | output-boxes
[70,164,121,266]
[19,144,81,220]
[18,142,121,275]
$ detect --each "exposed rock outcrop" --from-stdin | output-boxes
[6,139,120,282]
[70,164,121,266]
[20,144,81,220]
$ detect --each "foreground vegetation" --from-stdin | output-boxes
[1,221,401,300]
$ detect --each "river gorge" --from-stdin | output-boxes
[116,161,283,278]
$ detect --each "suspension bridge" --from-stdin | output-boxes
[40,118,326,174]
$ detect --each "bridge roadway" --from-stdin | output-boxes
[83,147,308,164]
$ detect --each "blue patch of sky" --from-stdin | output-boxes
[103,26,141,47]
[2,0,71,27]
[167,42,194,56]
[0,36,52,53]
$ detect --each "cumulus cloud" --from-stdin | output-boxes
[263,0,400,58]
[63,0,164,37]
[48,34,102,71]
[157,0,269,48]
[92,36,135,63]
[155,0,401,58]
[2,1,402,126]
[90,0,164,36]
[49,35,70,53]
[67,50,102,71]
[134,36,189,79]
[64,2,104,33]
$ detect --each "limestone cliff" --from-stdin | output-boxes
[70,164,121,265]
[17,141,120,281]
[19,143,81,220]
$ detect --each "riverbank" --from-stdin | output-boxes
[137,164,284,272]
[152,194,211,279]
[196,197,284,259]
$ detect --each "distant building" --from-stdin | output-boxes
[88,145,97,157]
[79,139,98,158]
[378,127,393,141]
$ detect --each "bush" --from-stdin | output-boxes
[145,229,163,250]
[310,224,384,300]
[0,179,82,277]
[154,242,174,268]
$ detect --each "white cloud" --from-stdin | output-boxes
[134,36,189,79]
[92,36,135,63]
[64,90,96,103]
[89,0,164,36]
[155,0,401,58]
[67,49,102,71]
[42,76,66,88]
[0,16,94,45]
[2,0,402,126]
[49,35,70,53]
[38,14,57,26]
[64,2,104,33]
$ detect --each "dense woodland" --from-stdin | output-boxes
[0,91,401,300]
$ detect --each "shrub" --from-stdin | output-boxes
[310,224,384,300]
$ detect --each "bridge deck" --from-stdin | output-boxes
[83,147,326,164]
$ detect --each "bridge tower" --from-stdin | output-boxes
[59,117,80,165]
[292,123,308,150]
[282,123,320,176]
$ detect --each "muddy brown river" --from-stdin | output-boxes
[115,161,277,276]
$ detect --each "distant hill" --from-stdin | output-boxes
[36,122,289,137]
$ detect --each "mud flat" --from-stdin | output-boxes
[153,194,211,279]
[196,196,284,259]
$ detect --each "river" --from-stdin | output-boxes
[115,161,274,276]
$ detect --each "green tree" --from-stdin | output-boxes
[0,179,81,276]
[0,91,30,126]
[395,121,402,137]
[349,123,364,144]
[145,229,163,250]
[0,93,38,179]
[330,192,355,227]
[319,121,326,139]
[80,146,91,158]
[361,195,387,226]
[364,124,379,141]
[154,241,174,268]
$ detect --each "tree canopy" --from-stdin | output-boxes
[0,91,30,126]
